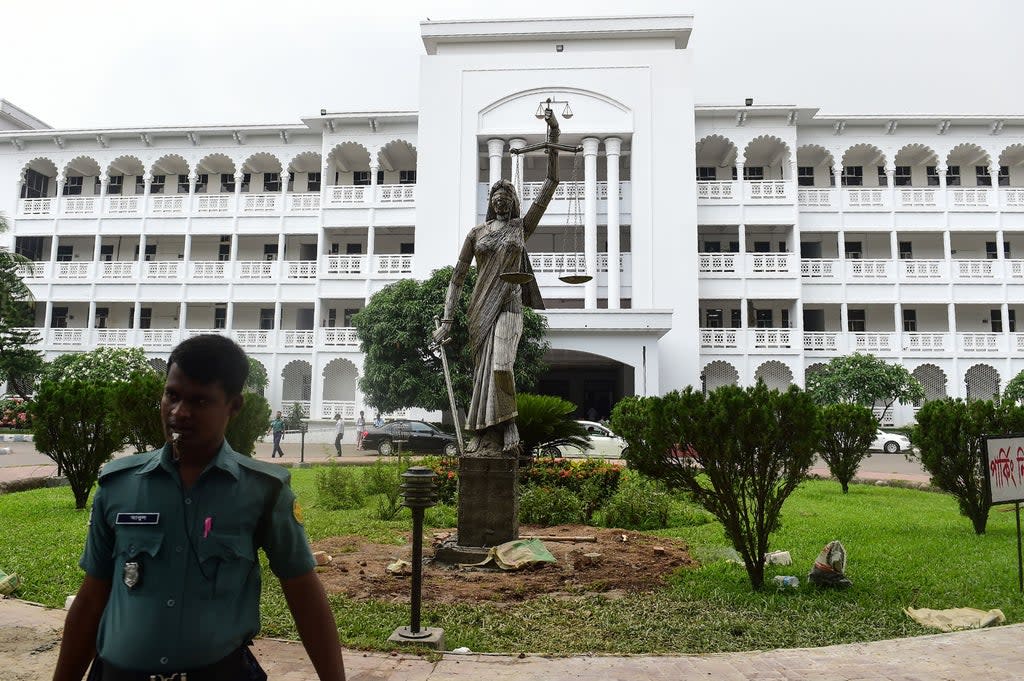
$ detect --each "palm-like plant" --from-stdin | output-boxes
[515,392,592,460]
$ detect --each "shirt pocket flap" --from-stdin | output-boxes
[114,528,164,558]
[198,531,255,564]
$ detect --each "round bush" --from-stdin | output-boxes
[600,474,671,530]
[519,486,585,526]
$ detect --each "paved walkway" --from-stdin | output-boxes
[2,598,1021,681]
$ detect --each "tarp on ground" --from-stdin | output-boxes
[904,607,1006,632]
[459,538,557,570]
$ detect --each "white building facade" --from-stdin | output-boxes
[1,15,1022,425]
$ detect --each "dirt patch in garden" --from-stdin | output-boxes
[312,525,694,603]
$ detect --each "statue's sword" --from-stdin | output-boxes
[433,316,465,456]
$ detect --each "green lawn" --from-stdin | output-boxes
[2,467,1023,654]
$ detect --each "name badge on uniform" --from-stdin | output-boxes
[115,513,160,525]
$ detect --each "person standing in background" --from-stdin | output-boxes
[355,411,366,450]
[270,411,286,458]
[333,414,344,457]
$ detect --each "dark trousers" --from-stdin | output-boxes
[272,431,284,458]
[88,647,266,680]
[334,433,343,456]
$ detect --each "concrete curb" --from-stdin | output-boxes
[0,433,33,444]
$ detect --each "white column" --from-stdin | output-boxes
[509,139,526,200]
[87,301,97,334]
[233,170,244,212]
[178,302,186,333]
[942,230,952,261]
[937,163,948,189]
[582,137,600,309]
[738,223,747,274]
[226,302,235,330]
[1001,302,1010,335]
[991,162,1002,210]
[948,302,957,337]
[840,302,849,332]
[97,173,109,214]
[996,229,1006,261]
[93,234,103,263]
[54,175,66,217]
[187,170,197,212]
[369,161,379,204]
[889,230,899,261]
[604,137,622,309]
[487,139,505,188]
[894,302,903,349]
[735,162,745,202]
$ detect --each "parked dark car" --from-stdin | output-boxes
[360,419,458,457]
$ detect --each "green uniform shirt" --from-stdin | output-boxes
[80,440,315,672]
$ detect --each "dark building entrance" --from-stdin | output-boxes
[535,349,633,422]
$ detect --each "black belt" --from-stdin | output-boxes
[97,647,250,681]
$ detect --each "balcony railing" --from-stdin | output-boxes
[19,197,54,216]
[797,188,834,208]
[144,261,183,279]
[960,332,1003,352]
[903,332,948,352]
[56,262,91,279]
[696,181,736,201]
[142,328,179,347]
[95,328,131,347]
[196,195,232,214]
[803,332,840,352]
[752,328,792,349]
[241,193,279,213]
[237,261,274,279]
[233,329,272,348]
[699,327,739,349]
[16,262,46,279]
[845,188,888,209]
[63,196,97,216]
[191,261,228,279]
[282,330,315,349]
[954,259,998,280]
[800,259,837,279]
[749,253,793,274]
[852,332,894,352]
[520,181,621,201]
[287,193,320,212]
[286,261,317,279]
[900,259,946,280]
[897,188,940,209]
[150,195,186,215]
[327,185,366,205]
[322,327,359,348]
[746,180,788,201]
[324,254,367,276]
[375,254,413,275]
[106,196,143,215]
[847,259,891,279]
[99,261,137,279]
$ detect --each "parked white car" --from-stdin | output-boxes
[541,420,629,459]
[870,429,912,454]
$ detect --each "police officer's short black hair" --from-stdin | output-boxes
[167,334,249,397]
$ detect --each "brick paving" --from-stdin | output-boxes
[4,598,1022,680]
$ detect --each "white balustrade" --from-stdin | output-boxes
[232,329,272,348]
[144,261,182,279]
[320,401,356,420]
[150,195,185,214]
[51,328,85,347]
[195,195,232,213]
[847,259,890,279]
[186,328,229,339]
[142,329,178,347]
[752,328,792,349]
[954,259,996,279]
[287,193,320,212]
[242,193,279,213]
[19,198,54,216]
[56,262,90,279]
[595,253,624,273]
[950,187,991,209]
[797,188,834,208]
[872,406,896,428]
[1002,188,1024,209]
[800,259,837,279]
[852,332,893,352]
[191,261,227,279]
[286,261,317,279]
[377,184,416,203]
[749,253,793,274]
[237,261,274,279]
[105,196,142,215]
[803,332,839,351]
[327,185,366,205]
[375,254,413,275]
[62,196,96,216]
[321,327,360,348]
[746,180,788,201]
[100,261,136,279]
[95,328,130,347]
[960,332,1001,352]
[324,254,367,275]
[1016,334,1024,353]
[898,188,939,208]
[696,181,736,201]
[530,252,586,273]
[903,332,948,352]
[699,253,738,273]
[901,259,944,279]
[520,181,622,202]
[1008,260,1024,279]
[699,327,739,349]
[845,188,887,209]
[16,262,46,279]
[281,401,311,418]
[283,330,316,349]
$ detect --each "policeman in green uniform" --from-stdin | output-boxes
[53,335,346,681]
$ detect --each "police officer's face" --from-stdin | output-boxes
[161,363,243,456]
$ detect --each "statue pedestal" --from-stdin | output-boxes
[435,454,518,564]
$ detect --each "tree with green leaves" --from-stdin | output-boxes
[817,403,878,493]
[612,383,820,590]
[806,353,924,426]
[515,393,591,459]
[353,266,548,414]
[284,401,306,430]
[913,398,1024,534]
[32,347,157,509]
[0,213,43,399]
[111,368,166,455]
[226,392,271,457]
[245,357,268,394]
[1002,370,1024,406]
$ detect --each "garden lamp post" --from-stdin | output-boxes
[389,466,445,649]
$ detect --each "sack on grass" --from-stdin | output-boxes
[807,540,852,588]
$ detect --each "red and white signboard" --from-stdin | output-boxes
[984,436,1024,505]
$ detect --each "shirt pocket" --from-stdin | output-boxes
[112,527,164,594]
[197,531,257,598]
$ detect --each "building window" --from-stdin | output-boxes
[894,166,911,186]
[177,174,190,193]
[946,165,961,187]
[307,172,321,192]
[259,308,275,330]
[753,241,770,253]
[353,171,371,186]
[729,241,740,253]
[697,166,717,181]
[56,245,73,262]
[195,173,208,194]
[754,309,773,328]
[781,309,790,328]
[985,241,1010,259]
[991,309,1003,333]
[150,175,166,194]
[844,241,862,259]
[399,170,417,184]
[21,168,50,198]
[999,166,1010,187]
[743,166,764,181]
[976,166,993,187]
[400,242,415,254]
[877,166,887,186]
[264,244,279,261]
[848,309,866,332]
[899,241,913,259]
[705,309,723,328]
[240,173,251,193]
[63,176,83,196]
[100,245,114,262]
[218,241,231,262]
[902,309,917,332]
[213,306,226,329]
[703,241,721,253]
[926,166,940,187]
[139,308,152,330]
[51,306,69,328]
[95,307,109,329]
[107,175,123,195]
[346,243,362,255]
[841,166,863,187]
[343,308,360,326]
[730,309,742,328]
[15,237,44,261]
[134,244,156,261]
[797,166,815,187]
[221,173,235,192]
[264,172,281,192]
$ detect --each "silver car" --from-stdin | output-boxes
[870,429,912,454]
[541,420,629,459]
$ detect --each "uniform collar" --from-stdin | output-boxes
[137,440,241,480]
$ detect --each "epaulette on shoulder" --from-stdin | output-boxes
[98,451,157,481]
[236,454,290,486]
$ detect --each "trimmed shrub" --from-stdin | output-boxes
[818,403,877,493]
[599,473,671,530]
[225,393,272,457]
[519,486,585,526]
[425,503,457,528]
[314,466,365,510]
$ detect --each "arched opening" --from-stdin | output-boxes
[326,142,372,188]
[241,152,284,194]
[248,358,267,396]
[106,156,145,196]
[281,359,312,416]
[695,134,738,182]
[702,360,739,393]
[997,144,1024,187]
[912,363,947,404]
[377,140,417,186]
[61,157,102,198]
[754,360,793,391]
[743,135,791,180]
[892,144,938,187]
[148,358,168,375]
[150,155,190,195]
[840,144,887,187]
[20,158,58,198]
[796,145,834,188]
[537,348,634,422]
[321,358,358,419]
[965,364,1000,401]
[196,153,237,194]
[946,143,992,187]
[287,151,323,193]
